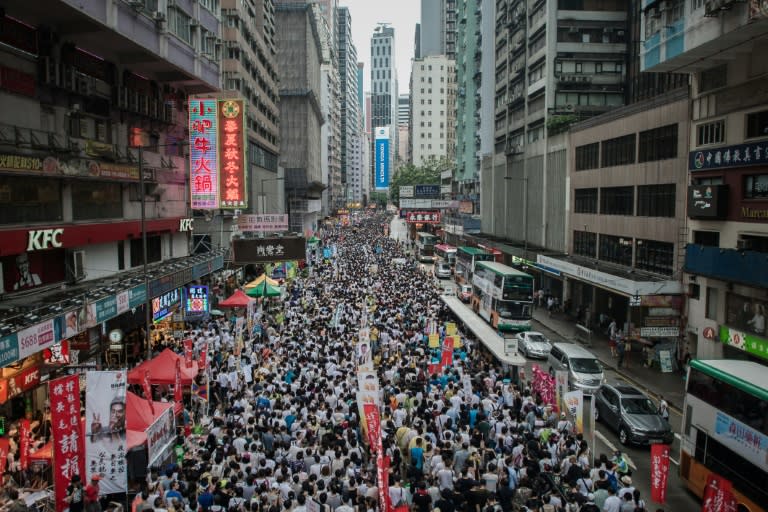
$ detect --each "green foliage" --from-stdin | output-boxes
[389,156,453,204]
[369,191,388,206]
[546,114,578,135]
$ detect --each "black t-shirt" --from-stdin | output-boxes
[412,490,432,512]
[66,484,84,512]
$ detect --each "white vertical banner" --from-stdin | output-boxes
[85,370,127,495]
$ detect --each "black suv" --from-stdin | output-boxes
[594,383,674,446]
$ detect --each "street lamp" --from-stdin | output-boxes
[504,175,529,257]
[261,177,285,214]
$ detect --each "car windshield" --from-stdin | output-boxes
[622,397,658,415]
[570,358,602,373]
[528,334,548,343]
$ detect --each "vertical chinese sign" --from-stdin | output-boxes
[50,375,84,512]
[189,99,219,209]
[650,443,670,504]
[218,99,247,209]
[85,371,127,495]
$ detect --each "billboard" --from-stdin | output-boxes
[185,285,209,315]
[189,97,248,210]
[238,214,289,233]
[374,126,390,190]
[405,210,441,224]
[232,237,307,264]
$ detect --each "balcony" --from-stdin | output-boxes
[684,244,768,289]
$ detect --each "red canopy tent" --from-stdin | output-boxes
[127,348,199,386]
[217,289,253,308]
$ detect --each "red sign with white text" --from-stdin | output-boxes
[183,338,193,368]
[19,419,30,470]
[199,342,208,369]
[650,443,670,503]
[363,403,381,454]
[49,375,84,512]
[0,439,8,478]
[218,99,247,209]
[174,359,182,402]
[702,473,736,512]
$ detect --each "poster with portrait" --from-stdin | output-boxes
[85,371,127,495]
[0,250,65,294]
[356,340,373,369]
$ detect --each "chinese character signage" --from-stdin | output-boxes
[189,99,219,209]
[50,375,84,512]
[0,334,18,368]
[152,288,181,322]
[17,319,57,360]
[374,127,390,190]
[702,473,736,512]
[713,411,768,470]
[232,237,307,264]
[238,214,289,233]
[405,210,441,224]
[185,285,209,315]
[218,99,247,209]
[85,371,127,495]
[689,142,768,171]
[650,443,670,504]
[146,406,175,468]
[414,184,441,197]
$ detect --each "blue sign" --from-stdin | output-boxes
[152,288,181,322]
[0,334,18,368]
[185,285,209,315]
[375,137,390,189]
[689,141,768,171]
[95,296,117,324]
[129,284,147,308]
[414,184,441,197]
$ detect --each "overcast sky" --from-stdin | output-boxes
[338,0,421,97]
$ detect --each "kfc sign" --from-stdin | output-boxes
[27,228,63,251]
[178,218,194,232]
[405,210,441,224]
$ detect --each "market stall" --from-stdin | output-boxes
[217,289,254,308]
[244,274,282,298]
[127,349,199,387]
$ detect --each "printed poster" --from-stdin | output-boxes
[563,390,584,434]
[50,375,84,512]
[85,371,127,494]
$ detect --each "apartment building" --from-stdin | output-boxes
[411,55,457,166]
[420,0,458,60]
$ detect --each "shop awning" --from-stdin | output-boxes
[127,348,199,386]
[217,289,254,308]
[244,274,280,288]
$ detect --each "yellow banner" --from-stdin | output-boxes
[446,322,457,336]
[428,333,440,348]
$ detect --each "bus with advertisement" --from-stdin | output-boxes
[415,232,438,262]
[455,246,494,286]
[470,261,534,332]
[434,244,457,267]
[679,359,768,512]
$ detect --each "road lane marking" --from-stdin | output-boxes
[595,430,637,471]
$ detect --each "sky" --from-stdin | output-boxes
[338,0,421,97]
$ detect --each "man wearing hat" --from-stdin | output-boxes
[620,476,635,499]
[84,475,102,512]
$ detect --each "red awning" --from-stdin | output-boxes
[127,348,199,386]
[217,289,253,308]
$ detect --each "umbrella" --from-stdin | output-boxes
[217,289,254,308]
[244,274,280,289]
[210,309,225,316]
[244,280,282,298]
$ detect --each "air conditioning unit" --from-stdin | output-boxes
[190,20,200,28]
[736,239,753,251]
[69,250,86,282]
[153,11,166,22]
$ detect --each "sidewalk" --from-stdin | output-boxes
[532,309,686,412]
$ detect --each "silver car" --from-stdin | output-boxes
[516,331,552,359]
[594,383,674,446]
[434,262,452,279]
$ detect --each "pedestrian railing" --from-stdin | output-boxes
[574,323,592,347]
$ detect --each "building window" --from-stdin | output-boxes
[600,186,634,215]
[635,239,674,276]
[744,174,768,198]
[637,184,675,217]
[0,176,62,224]
[693,230,720,246]
[699,64,727,93]
[72,182,123,220]
[168,7,193,45]
[575,142,599,170]
[746,110,768,139]
[638,124,678,162]
[574,188,598,213]
[130,235,161,267]
[573,230,597,258]
[599,234,633,267]
[706,286,718,320]
[601,134,635,167]
[696,119,725,146]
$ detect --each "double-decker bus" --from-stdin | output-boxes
[415,232,438,262]
[477,243,503,263]
[680,359,768,512]
[454,247,494,286]
[470,261,534,332]
[434,244,457,267]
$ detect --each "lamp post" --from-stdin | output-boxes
[261,177,286,214]
[504,175,529,258]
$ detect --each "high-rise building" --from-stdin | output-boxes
[221,0,281,214]
[420,0,457,60]
[276,2,326,233]
[398,94,410,126]
[370,24,398,189]
[338,7,360,207]
[410,55,456,166]
[640,1,768,374]
[0,1,224,369]
[414,23,422,59]
[357,62,366,131]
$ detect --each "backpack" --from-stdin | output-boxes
[605,471,619,493]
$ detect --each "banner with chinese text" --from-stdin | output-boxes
[650,443,670,504]
[701,473,737,512]
[189,99,219,209]
[85,371,127,494]
[50,375,84,512]
[146,406,175,468]
[217,99,247,209]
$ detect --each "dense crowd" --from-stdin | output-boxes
[116,213,655,512]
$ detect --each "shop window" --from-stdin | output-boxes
[574,188,598,213]
[601,134,636,167]
[706,286,718,321]
[599,234,633,267]
[746,110,768,139]
[638,124,678,162]
[637,184,675,217]
[575,142,599,171]
[635,239,674,276]
[130,235,162,267]
[0,176,62,225]
[600,186,634,215]
[725,292,767,336]
[573,230,597,258]
[693,230,720,247]
[744,174,768,199]
[72,182,123,220]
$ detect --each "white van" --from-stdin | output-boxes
[547,342,605,394]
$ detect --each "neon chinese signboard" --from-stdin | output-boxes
[185,285,209,315]
[218,99,247,209]
[189,99,219,209]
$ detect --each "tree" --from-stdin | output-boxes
[389,156,452,204]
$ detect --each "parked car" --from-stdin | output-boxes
[594,383,674,446]
[458,284,473,303]
[516,331,552,359]
[547,342,605,394]
[434,262,452,279]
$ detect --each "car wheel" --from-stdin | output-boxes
[619,426,629,445]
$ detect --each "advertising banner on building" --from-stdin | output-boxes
[701,473,736,512]
[185,286,208,316]
[1,249,66,295]
[650,443,670,504]
[374,127,390,190]
[50,375,84,512]
[217,99,247,209]
[85,371,127,494]
[238,214,289,233]
[19,419,29,470]
[189,99,219,209]
[17,319,57,360]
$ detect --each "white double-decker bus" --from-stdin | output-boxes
[470,261,534,333]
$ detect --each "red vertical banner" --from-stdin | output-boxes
[0,438,9,478]
[183,338,193,368]
[174,359,182,402]
[217,99,247,209]
[427,362,440,376]
[49,375,84,512]
[441,336,454,368]
[143,370,154,414]
[199,342,208,369]
[378,455,392,512]
[363,403,381,454]
[19,418,30,470]
[702,473,733,512]
[650,443,670,503]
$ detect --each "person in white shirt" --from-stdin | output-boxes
[602,487,622,512]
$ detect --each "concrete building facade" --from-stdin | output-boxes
[420,0,458,60]
[370,25,398,190]
[411,55,456,166]
[337,7,360,208]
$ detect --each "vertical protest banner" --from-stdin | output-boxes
[19,419,30,470]
[554,370,569,414]
[363,403,381,454]
[50,375,84,512]
[199,341,208,369]
[441,336,454,368]
[183,338,193,368]
[701,473,733,512]
[85,371,127,494]
[563,390,584,434]
[650,443,670,504]
[0,438,9,479]
[174,359,182,402]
